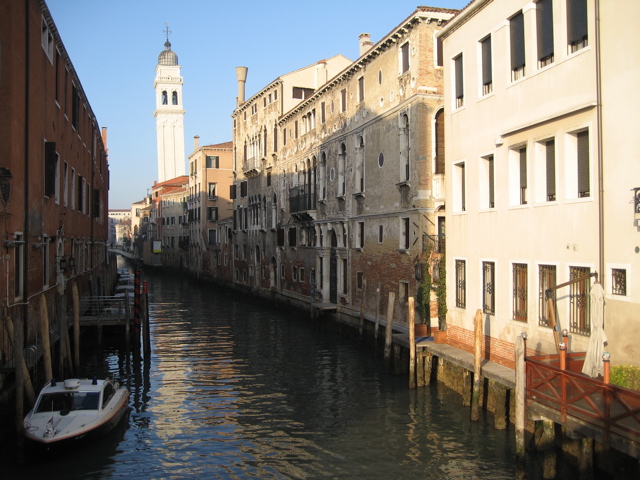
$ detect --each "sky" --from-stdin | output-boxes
[46,0,468,209]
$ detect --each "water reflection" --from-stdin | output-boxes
[2,265,538,479]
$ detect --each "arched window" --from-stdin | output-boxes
[172,91,178,105]
[162,90,168,105]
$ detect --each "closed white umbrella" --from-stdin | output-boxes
[582,282,607,378]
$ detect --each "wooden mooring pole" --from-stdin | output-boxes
[408,297,416,389]
[358,279,367,342]
[471,309,483,421]
[143,281,151,360]
[384,292,395,369]
[374,283,381,353]
[515,333,526,469]
[39,296,53,381]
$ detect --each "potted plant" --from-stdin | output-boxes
[433,255,448,344]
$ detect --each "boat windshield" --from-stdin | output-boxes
[34,392,101,413]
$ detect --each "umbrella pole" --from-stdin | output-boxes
[547,297,561,355]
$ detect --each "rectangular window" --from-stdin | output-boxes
[206,155,219,168]
[72,84,80,130]
[357,221,364,248]
[208,183,217,199]
[378,225,384,243]
[207,207,218,221]
[456,259,466,308]
[41,17,54,63]
[569,266,591,335]
[510,11,526,80]
[295,120,298,139]
[63,162,68,206]
[44,142,58,199]
[567,0,588,52]
[454,54,464,108]
[358,76,364,103]
[481,155,495,209]
[545,139,556,201]
[401,42,410,73]
[71,168,76,210]
[483,261,495,315]
[436,35,443,67]
[321,102,326,124]
[240,180,248,198]
[341,89,347,112]
[208,229,217,245]
[401,217,410,250]
[519,147,528,205]
[292,87,314,99]
[399,281,409,303]
[577,130,590,198]
[513,263,528,322]
[357,271,364,290]
[611,268,627,296]
[537,0,554,67]
[454,162,466,212]
[292,266,298,281]
[288,227,297,247]
[481,35,492,95]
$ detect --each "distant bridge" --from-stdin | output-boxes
[108,247,136,260]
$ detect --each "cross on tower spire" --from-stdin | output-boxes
[163,23,172,42]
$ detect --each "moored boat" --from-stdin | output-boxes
[23,377,129,449]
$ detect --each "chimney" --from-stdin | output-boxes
[316,60,327,86]
[359,33,373,57]
[236,66,248,107]
[194,135,200,150]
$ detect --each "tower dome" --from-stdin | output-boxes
[158,40,178,66]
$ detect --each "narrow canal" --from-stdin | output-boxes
[1,263,579,479]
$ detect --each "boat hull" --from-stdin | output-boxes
[24,380,130,451]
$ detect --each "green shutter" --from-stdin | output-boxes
[546,139,556,200]
[510,12,525,70]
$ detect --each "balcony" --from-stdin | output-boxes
[289,186,316,221]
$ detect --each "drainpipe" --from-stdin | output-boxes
[22,0,31,339]
[595,0,604,283]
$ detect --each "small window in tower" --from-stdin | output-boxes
[162,91,168,105]
[172,91,178,105]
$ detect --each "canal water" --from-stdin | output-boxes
[1,264,584,479]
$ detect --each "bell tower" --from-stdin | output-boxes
[154,25,185,182]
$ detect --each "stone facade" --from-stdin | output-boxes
[229,7,456,329]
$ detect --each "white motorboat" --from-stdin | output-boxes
[23,378,129,449]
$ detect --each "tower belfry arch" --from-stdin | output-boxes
[154,25,185,182]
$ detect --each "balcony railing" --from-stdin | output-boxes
[289,187,316,213]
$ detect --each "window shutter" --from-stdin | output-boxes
[240,180,248,198]
[519,148,527,188]
[44,142,57,197]
[454,55,464,99]
[537,0,554,60]
[230,184,237,199]
[568,0,588,44]
[510,12,525,70]
[577,130,590,196]
[436,36,443,67]
[481,36,492,86]
[546,140,556,199]
[488,156,495,207]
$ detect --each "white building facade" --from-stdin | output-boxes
[439,0,640,367]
